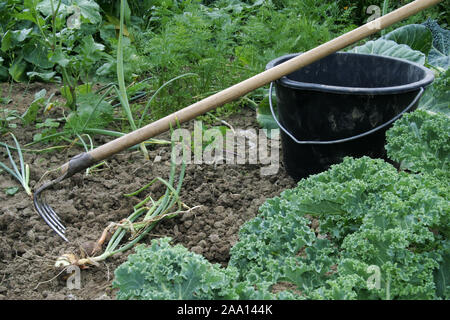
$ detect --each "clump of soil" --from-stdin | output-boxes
[0,83,296,299]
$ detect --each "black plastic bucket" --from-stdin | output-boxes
[266,52,434,181]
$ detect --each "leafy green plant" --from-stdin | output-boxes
[112,155,449,300]
[255,87,278,132]
[419,69,449,116]
[113,237,291,300]
[43,0,109,109]
[130,0,353,121]
[113,237,241,300]
[0,108,20,134]
[64,91,114,134]
[110,117,449,300]
[21,0,173,152]
[423,18,450,71]
[95,0,193,158]
[385,109,449,175]
[336,0,444,28]
[110,113,449,300]
[0,0,111,90]
[106,4,449,300]
[0,133,32,196]
[382,24,432,55]
[230,156,449,299]
[419,20,449,115]
[350,39,426,64]
[55,137,187,268]
[21,89,57,126]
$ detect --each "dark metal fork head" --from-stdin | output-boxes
[33,178,68,242]
[32,152,97,242]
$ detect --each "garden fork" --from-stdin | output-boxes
[33,0,442,241]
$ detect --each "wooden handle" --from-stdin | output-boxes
[86,0,440,162]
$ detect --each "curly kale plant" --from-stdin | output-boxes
[113,237,294,300]
[230,156,449,300]
[386,109,449,175]
[114,156,448,300]
[113,111,449,300]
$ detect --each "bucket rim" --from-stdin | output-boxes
[266,52,435,95]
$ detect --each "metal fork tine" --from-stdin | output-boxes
[32,152,99,242]
[41,199,65,228]
[35,208,68,242]
[34,196,62,231]
[41,201,66,232]
[33,188,69,242]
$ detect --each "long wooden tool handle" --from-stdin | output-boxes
[60,0,442,175]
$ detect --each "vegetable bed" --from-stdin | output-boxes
[0,0,448,301]
[0,83,295,299]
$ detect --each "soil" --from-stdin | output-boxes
[0,83,296,300]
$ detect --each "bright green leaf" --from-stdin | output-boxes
[77,35,105,64]
[36,0,69,17]
[383,24,432,55]
[256,89,279,138]
[5,186,19,195]
[350,39,426,65]
[422,19,450,70]
[0,65,8,81]
[36,118,60,129]
[8,58,28,82]
[49,48,70,67]
[419,70,450,116]
[22,89,46,124]
[1,28,32,52]
[65,92,113,133]
[23,42,54,69]
[386,109,449,174]
[428,48,449,70]
[26,71,57,82]
[75,0,101,24]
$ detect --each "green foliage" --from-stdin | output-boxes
[0,108,20,134]
[423,19,450,71]
[113,238,237,300]
[350,39,425,65]
[114,153,449,300]
[111,6,448,300]
[0,133,32,196]
[335,0,445,29]
[229,156,449,299]
[0,0,111,86]
[113,237,293,300]
[412,20,450,116]
[255,89,278,132]
[385,109,449,175]
[419,69,449,116]
[22,89,47,125]
[348,18,449,72]
[64,92,114,134]
[131,0,350,120]
[383,24,432,55]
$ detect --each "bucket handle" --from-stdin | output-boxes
[268,83,424,145]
